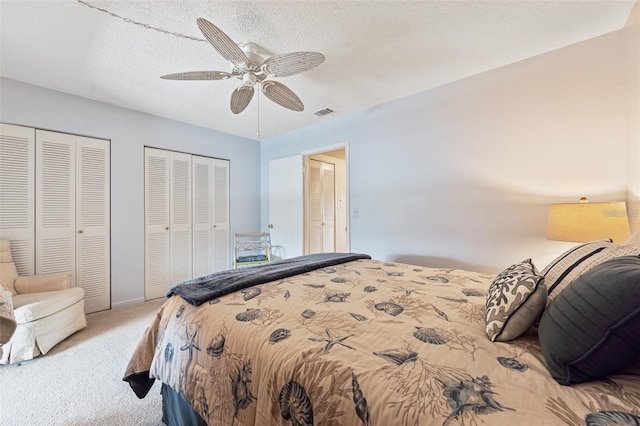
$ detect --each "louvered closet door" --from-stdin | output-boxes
[307,160,335,254]
[0,124,35,275]
[145,148,171,300]
[170,152,192,283]
[321,163,336,252]
[212,159,229,271]
[307,160,324,254]
[192,156,213,277]
[76,136,110,312]
[36,130,76,283]
[192,156,229,276]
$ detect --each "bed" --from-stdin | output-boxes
[124,251,640,425]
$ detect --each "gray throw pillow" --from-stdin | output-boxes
[538,255,640,385]
[485,259,547,342]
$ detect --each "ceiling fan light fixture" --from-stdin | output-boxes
[242,73,257,86]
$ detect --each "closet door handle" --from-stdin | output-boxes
[78,230,83,234]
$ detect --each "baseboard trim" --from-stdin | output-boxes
[111,297,146,309]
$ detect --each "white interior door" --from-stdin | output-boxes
[307,160,335,254]
[192,156,229,276]
[212,159,230,271]
[192,156,212,277]
[269,155,303,259]
[169,151,192,284]
[321,162,336,252]
[35,130,76,283]
[0,123,35,275]
[75,136,110,313]
[307,160,323,254]
[145,148,171,300]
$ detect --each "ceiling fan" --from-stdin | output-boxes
[161,18,325,114]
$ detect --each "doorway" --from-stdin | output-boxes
[268,144,349,259]
[304,148,347,254]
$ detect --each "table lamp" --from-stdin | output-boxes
[547,197,630,243]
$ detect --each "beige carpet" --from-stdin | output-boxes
[0,298,166,425]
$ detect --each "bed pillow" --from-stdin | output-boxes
[550,244,640,299]
[538,255,640,385]
[485,259,547,342]
[540,239,613,302]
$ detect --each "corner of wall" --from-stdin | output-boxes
[626,2,640,232]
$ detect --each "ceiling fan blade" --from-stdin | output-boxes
[160,71,232,80]
[261,81,304,112]
[197,18,248,67]
[230,85,255,114]
[262,52,325,77]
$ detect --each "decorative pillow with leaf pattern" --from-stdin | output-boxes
[485,259,547,342]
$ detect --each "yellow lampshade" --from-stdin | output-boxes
[547,198,631,243]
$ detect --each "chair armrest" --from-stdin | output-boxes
[14,272,72,294]
[0,289,16,344]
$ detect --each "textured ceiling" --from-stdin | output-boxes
[0,0,636,141]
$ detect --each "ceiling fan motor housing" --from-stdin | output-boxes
[242,72,258,87]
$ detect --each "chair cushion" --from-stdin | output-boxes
[237,255,268,262]
[12,287,84,324]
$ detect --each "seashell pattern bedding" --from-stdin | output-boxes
[124,257,640,425]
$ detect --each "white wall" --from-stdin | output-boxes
[0,78,262,307]
[261,29,630,273]
[626,2,640,231]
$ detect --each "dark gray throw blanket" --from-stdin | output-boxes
[167,252,371,306]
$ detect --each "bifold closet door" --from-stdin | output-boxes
[36,130,76,281]
[169,151,193,283]
[145,148,192,300]
[36,130,111,313]
[0,124,35,276]
[191,156,230,278]
[192,156,213,277]
[145,148,171,300]
[212,158,229,271]
[75,136,110,313]
[1,125,110,313]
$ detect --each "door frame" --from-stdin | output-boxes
[302,141,350,253]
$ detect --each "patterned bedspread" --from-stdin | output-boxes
[124,258,640,426]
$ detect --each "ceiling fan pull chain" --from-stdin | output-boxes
[76,0,206,42]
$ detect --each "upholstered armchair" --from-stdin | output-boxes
[0,239,87,364]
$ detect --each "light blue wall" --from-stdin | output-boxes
[0,78,261,307]
[1,23,634,307]
[261,30,630,273]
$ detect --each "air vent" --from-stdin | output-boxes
[314,108,334,117]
